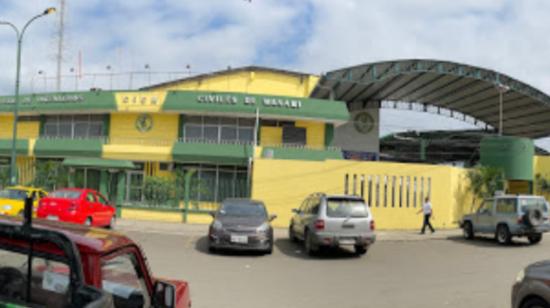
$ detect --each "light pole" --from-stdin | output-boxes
[0,7,56,185]
[496,83,510,136]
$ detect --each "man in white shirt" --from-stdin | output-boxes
[417,197,435,234]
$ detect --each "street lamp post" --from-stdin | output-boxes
[0,8,56,185]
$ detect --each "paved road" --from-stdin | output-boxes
[120,223,548,308]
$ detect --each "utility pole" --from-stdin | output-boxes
[55,0,65,91]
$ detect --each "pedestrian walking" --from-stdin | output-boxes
[417,197,435,234]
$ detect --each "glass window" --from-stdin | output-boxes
[496,199,516,214]
[238,128,254,142]
[519,197,548,214]
[478,201,493,214]
[239,118,255,127]
[97,193,109,205]
[203,116,219,125]
[0,189,28,200]
[58,122,72,138]
[101,253,150,308]
[49,190,82,199]
[203,126,218,141]
[219,201,267,218]
[0,249,70,307]
[186,116,202,124]
[44,123,58,137]
[86,193,96,203]
[220,117,237,125]
[221,127,237,141]
[41,115,105,139]
[185,125,202,140]
[326,198,369,218]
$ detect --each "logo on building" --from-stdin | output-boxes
[353,111,375,134]
[135,114,153,132]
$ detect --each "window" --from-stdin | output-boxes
[97,193,109,205]
[181,164,248,203]
[282,126,306,145]
[0,249,70,307]
[496,199,516,214]
[86,193,96,203]
[42,115,104,139]
[478,201,493,214]
[183,116,255,144]
[326,198,368,218]
[101,253,150,308]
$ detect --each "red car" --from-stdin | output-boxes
[0,215,191,307]
[37,188,116,228]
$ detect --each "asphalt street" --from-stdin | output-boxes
[121,224,549,308]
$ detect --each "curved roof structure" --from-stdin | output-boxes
[310,59,550,138]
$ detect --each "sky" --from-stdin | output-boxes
[1,0,550,148]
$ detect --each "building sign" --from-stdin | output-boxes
[196,94,302,109]
[0,94,84,105]
[115,92,167,112]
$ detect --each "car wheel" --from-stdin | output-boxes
[463,222,474,240]
[289,224,298,243]
[520,296,550,308]
[354,245,368,256]
[528,233,543,245]
[304,230,317,256]
[85,217,92,226]
[108,216,116,229]
[496,224,511,245]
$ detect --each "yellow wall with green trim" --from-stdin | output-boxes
[120,208,213,224]
[260,120,326,148]
[260,127,282,146]
[109,113,179,144]
[150,69,319,98]
[0,116,40,139]
[252,158,472,230]
[534,155,550,200]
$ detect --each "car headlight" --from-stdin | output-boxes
[212,220,223,230]
[2,205,12,211]
[516,269,525,283]
[256,222,270,233]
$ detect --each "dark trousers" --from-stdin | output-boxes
[421,214,435,233]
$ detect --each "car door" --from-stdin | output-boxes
[303,196,320,232]
[84,192,99,225]
[95,192,113,225]
[474,200,494,233]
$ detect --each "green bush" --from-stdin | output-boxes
[466,165,505,211]
[0,167,9,189]
[32,160,68,191]
[143,176,176,206]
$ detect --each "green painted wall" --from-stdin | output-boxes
[34,139,103,158]
[0,139,28,156]
[0,91,117,113]
[173,142,252,165]
[480,136,534,180]
[324,124,334,146]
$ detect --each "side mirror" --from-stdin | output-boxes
[269,214,277,221]
[291,209,300,214]
[153,281,176,308]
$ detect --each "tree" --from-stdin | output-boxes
[32,160,68,191]
[535,173,550,195]
[466,165,506,211]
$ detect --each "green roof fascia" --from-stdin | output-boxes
[262,147,343,161]
[0,139,28,156]
[173,142,252,166]
[0,91,117,113]
[163,91,349,123]
[34,139,104,158]
[62,157,135,169]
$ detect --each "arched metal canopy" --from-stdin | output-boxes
[310,59,550,138]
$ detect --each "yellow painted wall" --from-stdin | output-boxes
[105,113,177,161]
[0,116,40,139]
[150,69,319,98]
[252,158,471,230]
[296,120,325,149]
[534,156,550,200]
[16,156,35,185]
[121,208,182,223]
[260,127,282,146]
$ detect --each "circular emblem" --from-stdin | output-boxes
[135,114,153,132]
[353,111,374,134]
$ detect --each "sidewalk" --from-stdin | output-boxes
[116,219,462,241]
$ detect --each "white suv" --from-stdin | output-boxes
[288,193,376,256]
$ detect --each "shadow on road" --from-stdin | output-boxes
[194,236,267,258]
[447,235,534,248]
[274,238,361,260]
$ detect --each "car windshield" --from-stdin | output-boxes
[519,198,548,214]
[49,190,82,199]
[326,199,369,218]
[219,201,267,218]
[0,189,27,200]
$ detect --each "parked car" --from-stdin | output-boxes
[512,260,550,308]
[461,195,550,245]
[0,213,191,307]
[289,193,376,256]
[37,188,116,228]
[0,186,47,216]
[208,198,276,254]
